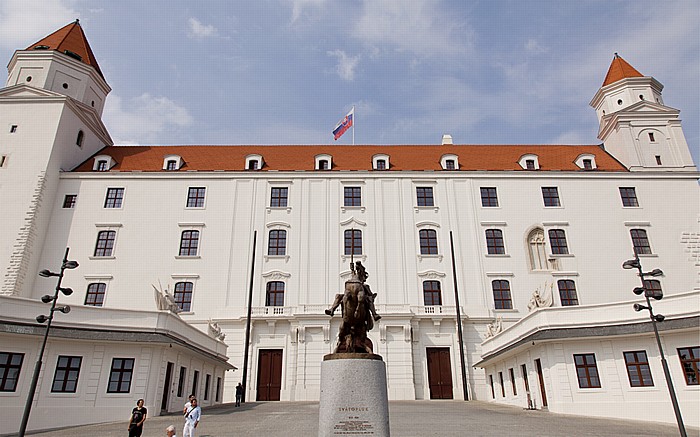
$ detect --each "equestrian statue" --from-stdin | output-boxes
[325,261,381,354]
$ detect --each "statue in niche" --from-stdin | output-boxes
[527,282,554,312]
[485,316,503,338]
[152,282,182,314]
[325,261,381,353]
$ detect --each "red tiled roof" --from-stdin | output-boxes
[72,144,628,172]
[26,20,104,79]
[602,53,643,87]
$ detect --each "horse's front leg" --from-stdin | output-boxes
[355,287,365,319]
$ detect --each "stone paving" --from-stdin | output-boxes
[21,400,696,437]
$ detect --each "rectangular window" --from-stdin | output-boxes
[52,356,82,393]
[541,187,560,207]
[186,187,206,208]
[648,132,655,142]
[485,229,505,254]
[107,358,134,393]
[480,187,499,207]
[557,280,579,306]
[62,194,77,208]
[97,160,108,171]
[104,188,124,208]
[498,371,505,397]
[266,281,285,306]
[678,347,699,385]
[375,159,386,170]
[445,159,455,170]
[179,230,200,256]
[177,366,186,397]
[492,280,512,309]
[94,231,116,257]
[204,374,211,401]
[631,229,652,255]
[0,352,24,392]
[416,187,434,207]
[174,282,193,312]
[216,377,222,402]
[268,230,287,256]
[655,155,662,165]
[344,229,362,255]
[344,186,361,207]
[192,370,199,398]
[422,281,442,306]
[0,155,6,168]
[583,159,593,170]
[525,159,535,170]
[619,187,639,207]
[248,159,259,170]
[85,283,106,306]
[419,229,438,255]
[509,368,517,396]
[10,125,17,133]
[624,351,654,387]
[548,229,569,255]
[270,187,288,207]
[166,160,177,170]
[574,354,601,388]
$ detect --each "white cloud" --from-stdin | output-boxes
[327,50,360,81]
[0,0,77,50]
[525,39,548,54]
[187,17,217,38]
[353,0,472,58]
[103,93,193,145]
[288,0,326,24]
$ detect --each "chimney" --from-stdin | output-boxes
[441,134,453,145]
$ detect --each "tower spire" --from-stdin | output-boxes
[602,53,643,87]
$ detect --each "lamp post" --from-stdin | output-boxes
[623,253,686,437]
[18,247,78,437]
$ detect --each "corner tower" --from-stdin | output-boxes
[590,54,696,171]
[0,21,112,297]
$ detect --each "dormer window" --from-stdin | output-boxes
[575,154,597,170]
[245,154,264,171]
[76,130,84,147]
[518,154,540,170]
[440,154,459,170]
[315,154,333,170]
[92,155,115,172]
[163,154,184,171]
[372,154,390,170]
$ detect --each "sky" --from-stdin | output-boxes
[1,0,698,166]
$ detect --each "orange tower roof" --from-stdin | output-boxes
[26,19,104,79]
[602,53,643,87]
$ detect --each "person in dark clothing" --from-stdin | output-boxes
[128,399,147,437]
[235,383,243,407]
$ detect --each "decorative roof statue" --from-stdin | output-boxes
[325,261,381,353]
[152,282,181,314]
[485,316,503,338]
[527,282,554,312]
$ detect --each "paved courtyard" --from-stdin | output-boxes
[22,401,695,437]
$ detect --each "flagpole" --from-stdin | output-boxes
[352,105,355,146]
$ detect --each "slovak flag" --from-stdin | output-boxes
[333,107,354,140]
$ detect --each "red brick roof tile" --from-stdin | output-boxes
[602,53,643,87]
[26,20,104,79]
[72,144,628,173]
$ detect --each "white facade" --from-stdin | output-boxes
[0,23,698,431]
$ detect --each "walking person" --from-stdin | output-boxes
[235,383,243,407]
[128,399,147,437]
[165,424,177,436]
[183,394,195,414]
[183,397,201,437]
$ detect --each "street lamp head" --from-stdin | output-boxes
[54,305,71,314]
[62,260,79,269]
[644,268,664,277]
[622,259,641,270]
[632,287,645,295]
[38,269,59,277]
[36,314,49,323]
[41,295,54,303]
[633,303,648,312]
[59,287,73,296]
[654,314,666,322]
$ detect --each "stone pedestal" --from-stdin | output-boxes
[318,353,390,437]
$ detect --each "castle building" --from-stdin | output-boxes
[1,22,698,432]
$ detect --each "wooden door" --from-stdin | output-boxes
[535,358,548,407]
[256,349,283,401]
[426,348,453,399]
[161,362,173,412]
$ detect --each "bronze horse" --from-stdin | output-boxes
[328,262,375,354]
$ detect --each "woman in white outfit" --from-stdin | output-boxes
[183,398,201,437]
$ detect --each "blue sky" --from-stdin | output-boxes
[1,0,698,165]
